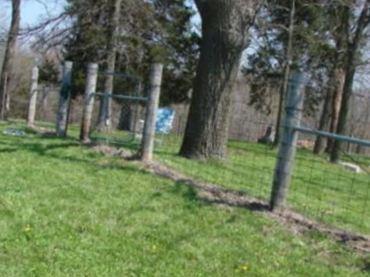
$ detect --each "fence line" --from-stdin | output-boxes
[27,66,39,128]
[140,63,164,162]
[80,63,99,143]
[270,72,305,210]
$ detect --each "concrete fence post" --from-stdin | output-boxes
[56,61,73,137]
[140,63,163,162]
[270,71,305,210]
[80,63,99,143]
[27,66,39,127]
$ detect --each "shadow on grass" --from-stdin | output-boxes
[171,180,270,212]
[0,137,147,174]
[0,148,17,153]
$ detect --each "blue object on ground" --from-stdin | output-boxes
[3,128,26,137]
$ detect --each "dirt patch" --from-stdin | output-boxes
[144,161,370,254]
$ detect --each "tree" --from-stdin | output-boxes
[273,0,295,146]
[96,0,123,132]
[0,0,21,120]
[0,10,7,68]
[244,0,329,145]
[179,0,260,159]
[313,6,347,154]
[63,0,198,131]
[152,0,200,105]
[330,1,370,163]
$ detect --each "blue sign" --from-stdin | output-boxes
[156,108,175,134]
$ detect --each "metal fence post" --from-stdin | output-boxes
[27,66,39,127]
[140,63,163,162]
[80,63,98,143]
[270,71,305,210]
[56,61,73,137]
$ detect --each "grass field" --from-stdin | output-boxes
[0,121,369,276]
[156,135,370,235]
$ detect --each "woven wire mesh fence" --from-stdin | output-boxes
[87,71,147,151]
[154,114,278,200]
[286,99,370,235]
[7,83,60,128]
[290,132,370,234]
[89,97,146,149]
[152,80,370,236]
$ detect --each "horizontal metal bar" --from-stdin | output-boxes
[293,125,370,147]
[94,92,148,102]
[99,71,141,81]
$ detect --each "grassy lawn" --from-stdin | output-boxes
[0,121,369,276]
[156,135,370,235]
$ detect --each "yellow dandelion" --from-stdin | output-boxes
[24,225,31,232]
[240,263,249,272]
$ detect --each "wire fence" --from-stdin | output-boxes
[153,78,370,236]
[4,64,370,236]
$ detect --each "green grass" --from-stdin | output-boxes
[156,135,370,235]
[0,121,369,276]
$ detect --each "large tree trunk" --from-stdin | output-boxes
[0,0,21,120]
[330,2,369,163]
[179,0,259,159]
[96,0,122,132]
[325,5,349,154]
[330,62,356,162]
[313,86,332,154]
[325,68,345,153]
[313,66,342,154]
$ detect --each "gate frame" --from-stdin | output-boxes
[79,63,163,162]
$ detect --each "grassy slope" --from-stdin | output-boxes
[0,122,369,276]
[157,137,370,235]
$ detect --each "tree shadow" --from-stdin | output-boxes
[0,137,145,173]
[171,180,270,212]
[0,148,17,153]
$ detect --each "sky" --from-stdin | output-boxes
[2,0,199,28]
[1,0,65,28]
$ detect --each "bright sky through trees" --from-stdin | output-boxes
[2,0,65,28]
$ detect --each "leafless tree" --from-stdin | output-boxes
[0,0,21,120]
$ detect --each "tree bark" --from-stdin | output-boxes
[0,0,21,120]
[96,0,122,132]
[179,0,259,159]
[330,2,370,163]
[324,4,349,154]
[313,65,343,154]
[313,86,332,154]
[325,68,345,153]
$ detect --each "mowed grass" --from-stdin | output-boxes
[156,135,370,235]
[0,121,369,276]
